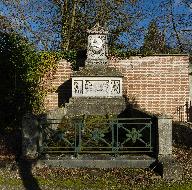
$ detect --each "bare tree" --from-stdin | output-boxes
[153,0,191,53]
[0,0,144,51]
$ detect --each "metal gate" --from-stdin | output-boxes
[39,117,153,156]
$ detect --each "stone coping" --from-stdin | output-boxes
[37,155,156,168]
[72,65,123,77]
[110,54,189,57]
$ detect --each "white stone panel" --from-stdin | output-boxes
[72,77,122,97]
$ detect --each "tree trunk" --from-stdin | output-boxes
[169,0,183,52]
[65,0,78,51]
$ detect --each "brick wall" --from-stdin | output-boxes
[44,55,190,121]
[110,55,190,120]
[44,60,72,110]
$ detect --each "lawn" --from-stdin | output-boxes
[0,146,192,190]
[0,132,192,190]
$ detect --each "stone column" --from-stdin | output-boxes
[157,115,182,180]
[158,115,172,156]
[22,112,40,159]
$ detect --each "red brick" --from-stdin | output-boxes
[43,56,190,121]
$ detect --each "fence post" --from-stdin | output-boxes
[158,115,172,156]
[157,115,182,180]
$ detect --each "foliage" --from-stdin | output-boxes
[60,0,143,52]
[56,50,77,70]
[0,15,12,33]
[0,31,37,130]
[84,114,117,129]
[30,50,76,112]
[110,48,140,58]
[140,21,168,54]
[1,0,191,53]
[0,30,77,131]
[58,114,117,131]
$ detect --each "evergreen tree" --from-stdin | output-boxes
[141,21,167,54]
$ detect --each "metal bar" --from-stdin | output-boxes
[44,147,75,149]
[44,146,153,149]
[78,123,82,154]
[46,122,152,125]
[116,123,119,153]
[42,151,75,153]
[75,123,77,154]
[111,122,115,153]
[112,118,152,120]
[149,122,152,151]
[43,150,152,154]
[40,117,154,156]
[116,123,152,125]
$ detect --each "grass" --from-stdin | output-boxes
[0,166,192,190]
[0,131,192,190]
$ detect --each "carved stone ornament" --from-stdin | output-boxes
[71,23,123,98]
[87,22,108,35]
[72,77,122,97]
[86,23,108,65]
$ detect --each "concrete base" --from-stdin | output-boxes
[36,155,156,169]
[158,155,183,180]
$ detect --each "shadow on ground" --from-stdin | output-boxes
[0,131,41,190]
[17,159,41,190]
[173,122,192,148]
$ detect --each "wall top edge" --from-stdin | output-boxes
[110,54,190,59]
[58,54,190,61]
[72,76,123,78]
[127,54,189,56]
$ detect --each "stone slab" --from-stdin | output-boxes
[72,66,123,77]
[65,97,126,116]
[36,155,156,169]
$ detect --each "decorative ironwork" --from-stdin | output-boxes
[125,128,142,143]
[40,118,153,156]
[91,128,105,142]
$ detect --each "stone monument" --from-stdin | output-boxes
[65,23,126,116]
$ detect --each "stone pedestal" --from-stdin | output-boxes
[68,65,126,116]
[22,113,40,159]
[65,97,126,116]
[157,115,182,180]
[72,66,123,97]
[158,115,172,156]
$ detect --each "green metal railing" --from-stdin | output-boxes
[40,118,153,155]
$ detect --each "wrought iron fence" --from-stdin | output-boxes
[176,101,192,122]
[39,117,153,156]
